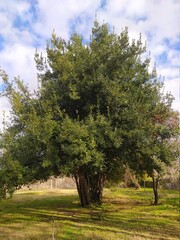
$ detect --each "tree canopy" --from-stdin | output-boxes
[0,20,179,205]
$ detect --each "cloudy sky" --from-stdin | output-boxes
[0,0,179,129]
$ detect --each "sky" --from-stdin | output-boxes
[0,0,179,129]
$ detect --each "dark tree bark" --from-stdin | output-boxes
[74,171,105,207]
[74,172,91,207]
[152,176,159,205]
[89,173,105,204]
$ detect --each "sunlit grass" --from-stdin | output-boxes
[0,188,179,239]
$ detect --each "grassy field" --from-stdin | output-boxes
[0,188,179,240]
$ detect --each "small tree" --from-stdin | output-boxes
[131,109,179,205]
[150,110,179,205]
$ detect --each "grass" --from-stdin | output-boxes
[0,188,179,240]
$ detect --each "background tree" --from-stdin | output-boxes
[160,158,179,190]
[128,104,179,204]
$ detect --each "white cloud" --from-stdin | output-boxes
[146,0,180,40]
[0,0,31,38]
[33,0,101,39]
[164,77,179,111]
[0,97,11,132]
[167,49,179,66]
[0,43,37,88]
[153,44,167,56]
[126,0,147,17]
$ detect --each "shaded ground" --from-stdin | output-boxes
[0,188,179,239]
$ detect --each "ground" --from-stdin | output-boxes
[0,188,179,239]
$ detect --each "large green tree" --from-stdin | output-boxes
[0,21,178,206]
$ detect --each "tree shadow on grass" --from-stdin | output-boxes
[0,193,179,240]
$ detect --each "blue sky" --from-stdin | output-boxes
[0,0,179,127]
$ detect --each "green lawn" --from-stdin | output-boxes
[0,188,179,239]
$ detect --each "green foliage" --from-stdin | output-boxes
[0,131,24,199]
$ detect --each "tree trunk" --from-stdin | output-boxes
[89,174,105,204]
[74,172,105,207]
[152,176,159,205]
[74,172,91,207]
